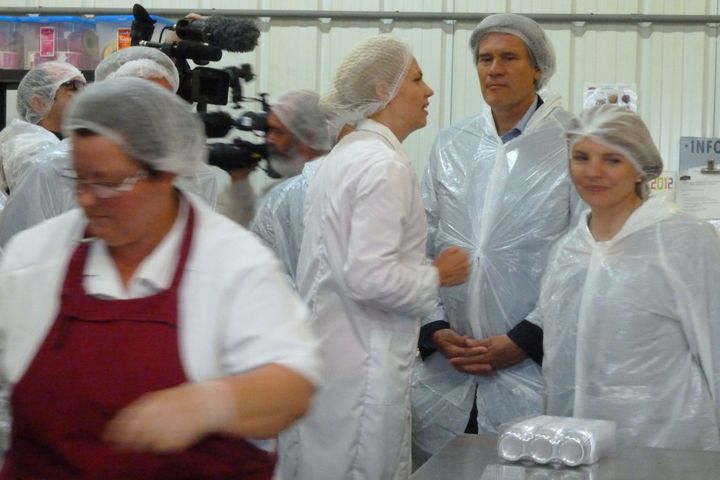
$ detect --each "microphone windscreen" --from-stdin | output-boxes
[204,16,260,52]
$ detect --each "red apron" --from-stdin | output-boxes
[1,206,277,479]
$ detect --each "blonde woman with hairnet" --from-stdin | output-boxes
[278,35,470,480]
[0,78,321,479]
[535,104,720,450]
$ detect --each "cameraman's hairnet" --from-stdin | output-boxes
[272,90,331,152]
[17,62,86,124]
[469,13,556,90]
[565,104,663,199]
[95,46,180,92]
[321,35,413,125]
[63,78,207,176]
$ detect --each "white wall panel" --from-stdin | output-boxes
[3,1,720,177]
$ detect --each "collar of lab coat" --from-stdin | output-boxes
[355,118,403,152]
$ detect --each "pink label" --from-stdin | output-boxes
[40,26,56,57]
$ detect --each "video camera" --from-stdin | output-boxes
[130,4,277,174]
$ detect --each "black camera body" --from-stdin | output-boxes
[130,4,273,173]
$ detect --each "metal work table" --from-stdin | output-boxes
[410,435,720,480]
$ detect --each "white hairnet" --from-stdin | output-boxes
[95,46,180,92]
[321,35,414,125]
[272,90,331,152]
[16,62,86,124]
[63,78,207,176]
[565,104,663,199]
[469,13,556,90]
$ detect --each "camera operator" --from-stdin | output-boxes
[95,46,232,211]
[249,90,332,284]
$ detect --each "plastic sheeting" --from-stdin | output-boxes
[0,119,61,192]
[250,158,322,287]
[412,92,580,462]
[537,195,720,451]
[0,141,75,247]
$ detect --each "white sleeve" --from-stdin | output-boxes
[342,158,438,318]
[218,248,321,386]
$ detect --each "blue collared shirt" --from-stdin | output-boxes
[500,96,542,144]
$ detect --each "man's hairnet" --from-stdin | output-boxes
[272,90,331,152]
[16,62,86,124]
[469,13,556,90]
[63,78,207,176]
[565,104,663,199]
[321,35,414,125]
[95,46,180,92]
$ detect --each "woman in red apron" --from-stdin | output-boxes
[0,79,318,479]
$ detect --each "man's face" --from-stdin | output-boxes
[266,111,295,155]
[266,111,306,177]
[40,79,84,127]
[475,33,541,115]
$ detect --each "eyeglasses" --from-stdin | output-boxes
[59,79,85,92]
[60,169,149,199]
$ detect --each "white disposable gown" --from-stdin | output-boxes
[411,93,579,460]
[537,196,720,450]
[0,119,61,193]
[250,158,322,286]
[281,120,438,480]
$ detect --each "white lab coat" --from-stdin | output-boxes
[281,120,438,480]
[250,158,322,287]
[0,191,321,451]
[537,196,720,450]
[411,93,579,462]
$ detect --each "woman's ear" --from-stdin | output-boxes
[30,95,48,117]
[375,81,390,102]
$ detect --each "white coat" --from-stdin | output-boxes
[411,93,579,462]
[281,120,438,480]
[537,196,720,450]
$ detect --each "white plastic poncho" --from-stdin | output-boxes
[0,141,75,247]
[412,93,580,460]
[537,195,720,451]
[250,158,322,286]
[0,119,61,193]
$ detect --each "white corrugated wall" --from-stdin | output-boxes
[3,0,719,177]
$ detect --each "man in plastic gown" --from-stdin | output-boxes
[250,90,332,285]
[0,62,86,247]
[411,13,581,466]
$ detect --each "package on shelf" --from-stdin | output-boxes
[95,15,174,61]
[0,16,24,69]
[21,16,99,70]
